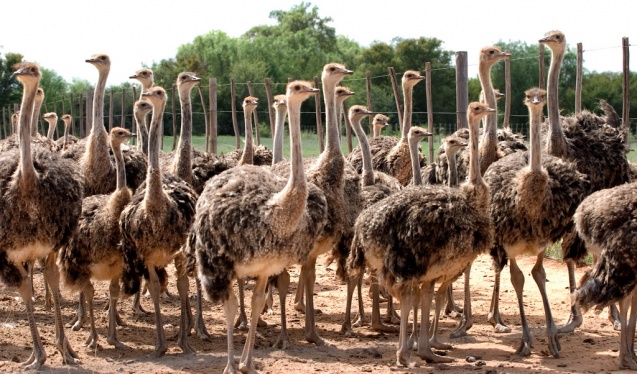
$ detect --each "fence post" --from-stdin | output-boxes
[622,37,631,150]
[264,78,275,139]
[503,53,512,128]
[197,84,209,152]
[313,76,324,153]
[86,89,93,136]
[539,44,546,89]
[231,78,240,149]
[209,77,218,154]
[343,101,352,153]
[388,67,403,133]
[109,89,114,132]
[246,81,260,145]
[425,62,434,164]
[79,93,84,138]
[171,85,177,151]
[131,86,137,136]
[365,71,373,137]
[575,43,583,115]
[455,52,468,129]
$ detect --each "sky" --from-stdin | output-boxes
[1,0,635,86]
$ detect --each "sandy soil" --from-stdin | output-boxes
[0,253,627,374]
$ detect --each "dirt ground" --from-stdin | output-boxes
[0,253,629,373]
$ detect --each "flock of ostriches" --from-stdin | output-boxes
[1,30,636,373]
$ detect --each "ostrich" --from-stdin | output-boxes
[42,112,58,140]
[130,68,154,154]
[271,94,288,165]
[119,86,198,357]
[371,114,390,138]
[56,114,79,150]
[222,95,273,167]
[186,80,328,374]
[62,54,146,194]
[58,127,136,349]
[0,62,83,369]
[573,181,637,370]
[340,105,404,337]
[347,70,427,186]
[484,87,590,357]
[11,111,19,134]
[348,103,493,367]
[1,88,57,153]
[31,87,45,137]
[535,30,632,334]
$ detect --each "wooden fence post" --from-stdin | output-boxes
[231,78,240,149]
[264,78,276,138]
[622,37,631,149]
[109,89,114,132]
[197,84,209,152]
[425,62,434,164]
[79,93,84,138]
[86,89,93,135]
[343,101,352,153]
[455,52,468,129]
[388,67,403,133]
[172,85,177,151]
[365,71,373,137]
[209,78,218,154]
[246,81,261,145]
[132,86,137,136]
[69,93,75,137]
[503,53,512,128]
[313,76,324,153]
[575,43,583,115]
[539,44,546,89]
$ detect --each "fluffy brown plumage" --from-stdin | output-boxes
[573,181,637,369]
[186,81,327,373]
[119,86,198,357]
[0,62,83,369]
[348,103,493,367]
[58,127,136,349]
[346,70,427,186]
[484,88,590,357]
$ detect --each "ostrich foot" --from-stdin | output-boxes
[620,355,637,370]
[515,339,532,357]
[194,318,212,340]
[239,359,259,374]
[132,302,150,316]
[235,313,249,331]
[106,336,128,349]
[84,334,99,349]
[22,349,46,370]
[340,321,354,337]
[371,320,399,333]
[177,337,196,354]
[57,337,81,365]
[417,349,453,363]
[384,308,401,324]
[352,314,365,328]
[294,300,306,313]
[547,331,561,358]
[257,317,268,328]
[148,343,168,359]
[557,313,582,334]
[305,331,330,347]
[488,312,511,333]
[450,317,473,338]
[396,351,417,368]
[273,332,291,350]
[115,312,127,327]
[429,337,452,350]
[70,314,87,331]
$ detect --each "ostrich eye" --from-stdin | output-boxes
[329,67,336,72]
[294,85,300,91]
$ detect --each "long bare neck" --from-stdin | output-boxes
[46,120,55,140]
[272,99,308,236]
[173,87,193,183]
[546,46,568,158]
[91,68,108,137]
[238,107,254,165]
[529,105,543,173]
[324,81,341,152]
[448,152,458,187]
[145,101,166,203]
[30,99,42,137]
[18,83,38,183]
[135,111,149,156]
[401,85,414,139]
[351,117,375,186]
[409,138,422,185]
[113,142,127,191]
[373,125,382,138]
[63,123,69,147]
[478,62,498,173]
[272,106,286,165]
[468,116,483,186]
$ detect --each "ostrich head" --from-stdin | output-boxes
[176,72,200,93]
[524,87,547,108]
[242,96,258,112]
[336,86,355,100]
[12,62,41,85]
[539,30,566,53]
[142,86,167,107]
[110,127,136,146]
[479,46,511,67]
[134,100,152,116]
[43,112,57,122]
[348,105,373,122]
[408,126,433,143]
[61,114,72,126]
[272,94,287,110]
[468,102,496,122]
[287,80,319,103]
[402,70,425,88]
[86,54,111,73]
[130,68,154,84]
[443,135,468,155]
[322,63,353,86]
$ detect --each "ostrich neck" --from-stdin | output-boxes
[335,100,344,137]
[271,99,308,235]
[46,121,55,140]
[85,67,110,168]
[173,87,193,183]
[529,105,543,173]
[238,107,254,166]
[546,46,568,158]
[63,123,69,147]
[30,99,43,137]
[272,107,286,165]
[409,138,422,186]
[468,116,483,186]
[478,61,498,173]
[323,81,341,152]
[91,68,108,136]
[448,153,458,187]
[113,142,127,191]
[135,111,150,156]
[351,118,375,186]
[145,101,166,203]
[401,85,414,139]
[18,82,37,183]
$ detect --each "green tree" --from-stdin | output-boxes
[0,52,24,110]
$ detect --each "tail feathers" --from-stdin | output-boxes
[346,237,366,279]
[0,252,23,288]
[599,100,620,128]
[120,235,144,296]
[575,256,637,312]
[197,248,234,304]
[490,244,508,272]
[561,229,588,262]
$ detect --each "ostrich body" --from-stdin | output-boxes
[340,105,403,337]
[58,127,136,349]
[119,86,198,357]
[187,80,327,374]
[348,103,493,367]
[573,181,637,369]
[347,70,426,186]
[0,62,83,369]
[130,68,154,153]
[536,30,632,334]
[484,88,590,357]
[43,112,57,140]
[57,114,79,150]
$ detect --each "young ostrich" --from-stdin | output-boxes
[186,80,328,374]
[119,86,198,357]
[484,88,590,357]
[57,114,79,150]
[1,88,56,153]
[573,180,637,370]
[58,127,136,349]
[347,70,426,186]
[222,95,273,167]
[371,114,390,138]
[271,94,288,165]
[534,30,632,334]
[0,62,83,369]
[129,68,154,154]
[42,112,58,140]
[348,103,493,367]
